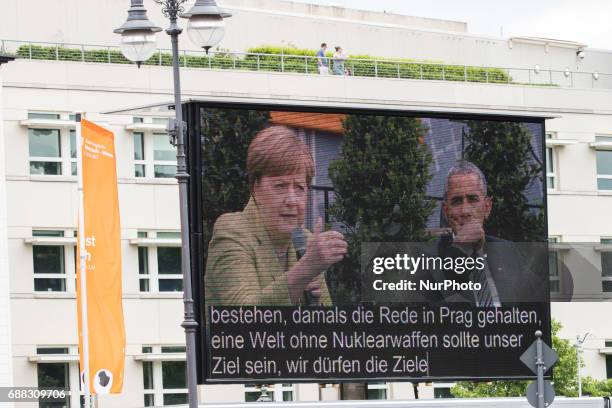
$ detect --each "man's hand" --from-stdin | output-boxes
[453,221,485,246]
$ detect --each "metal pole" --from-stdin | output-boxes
[577,336,582,398]
[529,69,532,85]
[164,5,199,408]
[576,333,588,398]
[549,70,552,85]
[76,113,93,408]
[535,330,545,408]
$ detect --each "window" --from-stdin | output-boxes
[153,134,177,178]
[244,384,295,402]
[548,237,560,293]
[545,133,557,190]
[36,347,73,408]
[131,117,176,179]
[152,118,168,125]
[366,382,388,400]
[596,148,612,191]
[546,147,556,190]
[138,245,150,292]
[157,247,182,292]
[134,132,146,177]
[143,349,155,406]
[29,112,61,120]
[27,112,77,176]
[141,346,187,406]
[70,130,77,176]
[38,362,70,407]
[601,239,612,292]
[137,232,182,293]
[32,230,75,292]
[607,355,612,379]
[29,129,62,175]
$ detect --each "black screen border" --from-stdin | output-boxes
[184,100,551,385]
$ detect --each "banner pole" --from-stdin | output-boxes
[76,112,92,408]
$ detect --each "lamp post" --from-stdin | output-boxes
[115,1,231,408]
[575,333,590,398]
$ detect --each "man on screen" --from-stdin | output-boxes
[204,126,347,306]
[434,161,545,306]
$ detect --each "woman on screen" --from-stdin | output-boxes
[204,126,347,306]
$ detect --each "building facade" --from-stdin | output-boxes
[1,1,612,407]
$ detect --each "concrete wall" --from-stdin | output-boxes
[0,3,610,406]
[0,0,464,51]
[0,59,15,389]
[1,0,611,72]
[2,58,612,408]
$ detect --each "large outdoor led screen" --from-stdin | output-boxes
[189,103,550,383]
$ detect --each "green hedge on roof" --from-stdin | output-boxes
[16,43,512,83]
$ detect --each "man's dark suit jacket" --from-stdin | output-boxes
[428,236,549,305]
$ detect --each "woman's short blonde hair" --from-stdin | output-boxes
[247,126,314,193]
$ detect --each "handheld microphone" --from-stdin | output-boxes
[291,227,318,305]
[291,228,307,260]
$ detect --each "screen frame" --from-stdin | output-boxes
[184,100,551,384]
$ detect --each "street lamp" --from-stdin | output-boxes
[113,0,161,67]
[183,0,232,53]
[114,2,231,408]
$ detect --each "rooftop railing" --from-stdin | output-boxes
[2,39,611,90]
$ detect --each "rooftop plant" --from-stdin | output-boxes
[14,43,522,85]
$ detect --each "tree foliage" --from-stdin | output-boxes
[582,377,612,397]
[550,320,579,397]
[328,115,434,302]
[200,108,270,251]
[463,121,545,242]
[451,320,578,398]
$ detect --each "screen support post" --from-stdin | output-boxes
[160,2,199,407]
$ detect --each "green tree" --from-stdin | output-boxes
[550,320,579,396]
[463,121,545,242]
[451,319,578,398]
[582,377,612,397]
[200,108,270,251]
[328,114,434,302]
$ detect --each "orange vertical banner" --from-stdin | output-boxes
[77,119,125,394]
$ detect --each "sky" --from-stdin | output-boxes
[289,0,612,50]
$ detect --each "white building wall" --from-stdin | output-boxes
[1,0,611,72]
[2,57,612,407]
[1,2,612,405]
[0,58,15,390]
